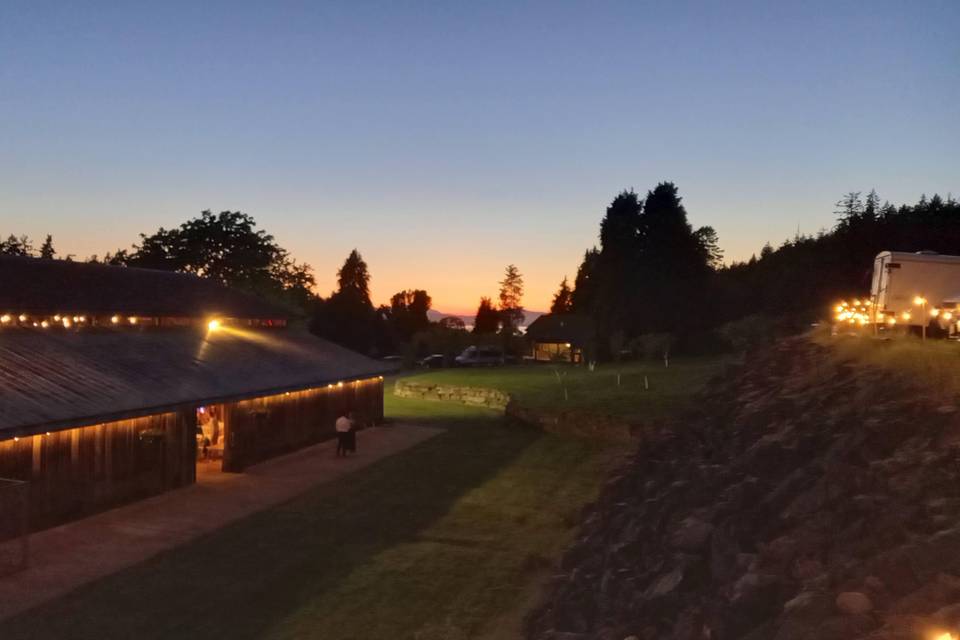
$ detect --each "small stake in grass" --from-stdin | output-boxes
[553,368,569,402]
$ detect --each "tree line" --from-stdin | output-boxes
[1,212,524,359]
[5,187,958,358]
[544,183,959,357]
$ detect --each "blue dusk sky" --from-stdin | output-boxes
[1,1,957,312]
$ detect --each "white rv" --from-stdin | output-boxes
[871,251,960,326]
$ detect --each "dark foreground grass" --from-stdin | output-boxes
[404,357,731,421]
[0,396,613,640]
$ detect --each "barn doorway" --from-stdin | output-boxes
[196,404,227,477]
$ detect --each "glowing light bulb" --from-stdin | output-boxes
[944,312,954,321]
[0,314,10,324]
[901,311,912,321]
[111,315,120,324]
[18,314,27,322]
[207,319,221,332]
[40,320,50,328]
[62,318,72,328]
[931,308,940,318]
[128,317,138,325]
[914,296,927,306]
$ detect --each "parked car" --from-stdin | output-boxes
[454,346,505,367]
[418,354,446,368]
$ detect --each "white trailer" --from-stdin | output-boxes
[871,251,960,326]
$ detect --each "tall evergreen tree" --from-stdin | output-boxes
[550,277,574,314]
[38,234,56,259]
[498,264,525,334]
[310,249,375,353]
[571,248,600,313]
[336,249,372,307]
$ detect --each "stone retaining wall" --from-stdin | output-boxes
[394,380,511,410]
[395,379,643,443]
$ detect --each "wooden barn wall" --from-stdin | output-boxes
[0,409,195,532]
[223,377,384,472]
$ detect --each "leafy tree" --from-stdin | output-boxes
[121,210,315,309]
[498,264,525,334]
[385,289,432,340]
[473,297,500,334]
[550,276,574,314]
[38,234,56,259]
[0,234,33,256]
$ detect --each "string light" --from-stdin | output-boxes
[18,314,27,322]
[111,315,120,324]
[207,319,221,332]
[40,320,50,329]
[0,314,9,324]
[128,316,138,325]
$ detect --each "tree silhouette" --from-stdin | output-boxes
[550,276,573,314]
[386,289,432,340]
[0,234,33,256]
[121,210,315,308]
[498,264,525,334]
[38,235,56,259]
[473,297,500,334]
[310,249,375,353]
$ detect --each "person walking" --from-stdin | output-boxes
[335,413,353,457]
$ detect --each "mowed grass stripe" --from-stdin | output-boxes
[0,396,612,640]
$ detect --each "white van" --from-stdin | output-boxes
[454,346,505,367]
[871,251,960,325]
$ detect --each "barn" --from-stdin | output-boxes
[0,256,389,532]
[525,313,594,364]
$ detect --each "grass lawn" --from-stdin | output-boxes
[402,357,732,421]
[815,328,960,402]
[0,395,615,640]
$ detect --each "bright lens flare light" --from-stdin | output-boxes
[207,319,221,332]
[914,296,928,306]
[933,633,957,640]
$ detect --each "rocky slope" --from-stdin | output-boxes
[526,337,960,640]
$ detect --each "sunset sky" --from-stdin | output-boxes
[1,1,957,314]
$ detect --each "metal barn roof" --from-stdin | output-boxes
[0,328,391,436]
[0,256,289,319]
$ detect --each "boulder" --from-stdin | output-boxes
[835,591,874,615]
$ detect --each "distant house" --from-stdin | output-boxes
[524,313,594,364]
[0,256,389,531]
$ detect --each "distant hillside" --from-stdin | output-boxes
[428,309,544,327]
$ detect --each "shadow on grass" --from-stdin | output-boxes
[0,403,543,640]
